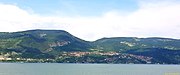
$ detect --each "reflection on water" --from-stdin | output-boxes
[0,63,180,75]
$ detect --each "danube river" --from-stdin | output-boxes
[0,63,180,75]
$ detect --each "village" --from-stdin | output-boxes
[58,51,153,64]
[0,51,153,64]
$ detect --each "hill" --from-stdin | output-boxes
[0,30,180,64]
[93,37,180,64]
[94,37,180,51]
[0,30,92,59]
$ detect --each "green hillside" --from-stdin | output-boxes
[0,30,180,64]
[0,30,92,59]
[93,37,180,51]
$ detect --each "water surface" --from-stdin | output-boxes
[0,63,180,75]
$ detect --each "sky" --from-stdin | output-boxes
[0,0,180,41]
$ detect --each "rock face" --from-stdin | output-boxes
[49,41,71,47]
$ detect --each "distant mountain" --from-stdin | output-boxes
[0,30,92,58]
[93,37,180,64]
[93,37,180,51]
[0,30,180,64]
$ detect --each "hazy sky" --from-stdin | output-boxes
[0,0,180,41]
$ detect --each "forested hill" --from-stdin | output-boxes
[0,30,180,64]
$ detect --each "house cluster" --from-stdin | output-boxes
[128,54,152,63]
[62,51,120,57]
[0,56,12,61]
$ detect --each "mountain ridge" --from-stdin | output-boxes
[0,29,180,64]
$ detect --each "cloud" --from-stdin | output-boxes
[0,1,180,41]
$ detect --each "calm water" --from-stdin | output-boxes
[0,63,180,75]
